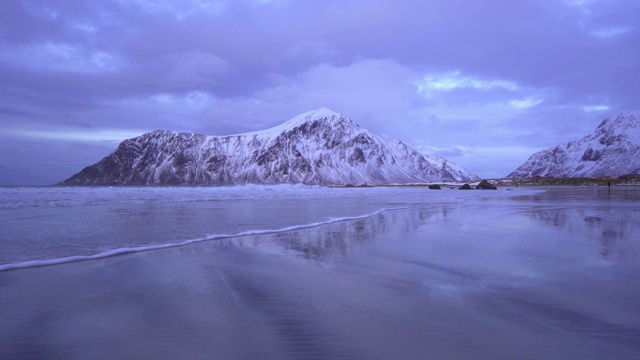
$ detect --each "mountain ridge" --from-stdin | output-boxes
[60,108,479,186]
[508,112,640,178]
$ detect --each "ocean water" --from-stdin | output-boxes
[1,185,640,359]
[0,185,475,269]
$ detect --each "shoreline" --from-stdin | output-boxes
[6,176,640,189]
[2,188,639,359]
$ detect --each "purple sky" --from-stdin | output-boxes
[1,0,639,185]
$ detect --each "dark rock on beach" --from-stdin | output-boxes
[428,184,442,190]
[476,180,498,190]
[459,183,473,190]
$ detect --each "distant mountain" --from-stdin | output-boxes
[421,153,479,183]
[508,113,640,178]
[60,108,478,186]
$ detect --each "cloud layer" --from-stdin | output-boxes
[1,0,639,184]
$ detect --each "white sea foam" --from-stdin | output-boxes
[0,206,405,272]
[0,185,541,272]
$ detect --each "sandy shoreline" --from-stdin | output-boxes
[2,190,640,359]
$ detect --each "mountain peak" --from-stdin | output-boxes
[307,107,342,118]
[594,113,640,141]
[282,107,345,126]
[252,107,352,138]
[509,112,640,178]
[60,109,477,185]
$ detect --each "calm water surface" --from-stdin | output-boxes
[0,186,639,359]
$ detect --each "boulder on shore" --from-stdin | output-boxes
[458,183,473,190]
[476,180,497,190]
[428,184,441,190]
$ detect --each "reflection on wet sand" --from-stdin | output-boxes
[2,190,640,359]
[521,194,640,261]
[212,205,449,262]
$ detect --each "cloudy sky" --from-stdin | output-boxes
[1,0,639,185]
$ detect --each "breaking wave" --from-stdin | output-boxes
[0,206,407,272]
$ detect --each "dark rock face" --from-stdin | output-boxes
[580,148,602,161]
[459,183,473,190]
[508,113,640,178]
[428,184,441,190]
[475,180,497,190]
[60,108,477,186]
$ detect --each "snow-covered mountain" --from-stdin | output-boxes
[60,108,478,186]
[421,153,479,182]
[508,113,640,178]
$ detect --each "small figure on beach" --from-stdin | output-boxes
[608,181,611,189]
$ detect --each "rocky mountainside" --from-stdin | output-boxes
[508,113,640,178]
[421,153,478,183]
[60,108,478,186]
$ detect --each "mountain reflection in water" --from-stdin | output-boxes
[1,188,639,359]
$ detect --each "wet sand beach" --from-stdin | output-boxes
[1,187,640,359]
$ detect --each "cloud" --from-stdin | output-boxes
[2,128,146,143]
[415,72,518,96]
[416,146,472,159]
[2,42,122,72]
[0,0,639,184]
[150,91,213,110]
[116,0,229,19]
[581,104,610,112]
[591,27,632,38]
[510,98,544,109]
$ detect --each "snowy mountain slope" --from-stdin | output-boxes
[421,154,480,182]
[508,113,640,178]
[60,108,478,186]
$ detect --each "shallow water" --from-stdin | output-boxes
[1,186,639,359]
[0,185,466,268]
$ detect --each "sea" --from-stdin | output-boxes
[1,185,639,359]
